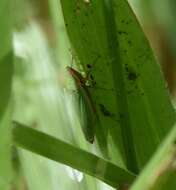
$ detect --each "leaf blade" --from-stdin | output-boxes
[12,122,136,188]
[60,0,176,172]
[131,122,176,190]
[0,1,13,189]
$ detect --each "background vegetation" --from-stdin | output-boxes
[1,0,176,190]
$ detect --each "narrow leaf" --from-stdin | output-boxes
[0,1,13,189]
[12,122,136,188]
[131,123,176,190]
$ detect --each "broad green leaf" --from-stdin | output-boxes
[59,0,127,169]
[0,1,13,189]
[131,122,176,190]
[12,122,136,189]
[59,0,176,173]
[112,0,176,171]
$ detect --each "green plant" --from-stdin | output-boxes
[1,0,176,190]
[0,1,13,190]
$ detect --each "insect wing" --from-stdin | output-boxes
[78,86,95,143]
[67,66,109,157]
[79,87,109,158]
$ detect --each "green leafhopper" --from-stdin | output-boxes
[67,66,97,143]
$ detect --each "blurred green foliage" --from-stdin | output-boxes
[0,0,176,190]
[0,1,13,190]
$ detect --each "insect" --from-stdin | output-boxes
[67,66,98,143]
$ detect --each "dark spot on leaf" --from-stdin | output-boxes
[87,64,92,69]
[118,30,128,35]
[138,55,143,58]
[127,90,133,95]
[128,40,132,45]
[124,64,129,72]
[99,104,113,117]
[128,71,138,81]
[74,2,81,14]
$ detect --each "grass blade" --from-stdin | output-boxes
[0,1,13,189]
[131,123,176,190]
[12,122,136,188]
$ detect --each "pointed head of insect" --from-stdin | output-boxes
[66,66,86,86]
